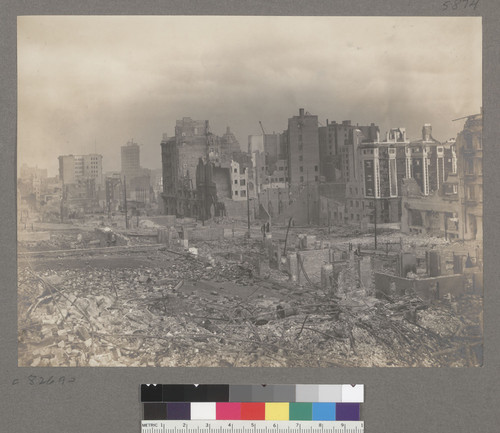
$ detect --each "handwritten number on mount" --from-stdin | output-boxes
[442,0,479,10]
[470,0,480,9]
[12,375,76,385]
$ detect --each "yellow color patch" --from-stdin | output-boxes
[265,403,289,420]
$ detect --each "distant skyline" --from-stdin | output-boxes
[18,16,481,177]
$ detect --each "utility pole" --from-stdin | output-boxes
[246,175,251,239]
[60,186,65,223]
[123,175,129,229]
[283,216,293,257]
[306,169,310,226]
[106,178,114,220]
[374,198,377,250]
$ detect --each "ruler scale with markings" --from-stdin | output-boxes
[141,421,364,433]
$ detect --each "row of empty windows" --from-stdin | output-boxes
[348,200,367,210]
[299,175,319,182]
[298,166,319,172]
[332,212,361,222]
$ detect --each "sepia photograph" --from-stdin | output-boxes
[17,15,483,367]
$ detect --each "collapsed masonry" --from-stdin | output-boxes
[18,218,483,368]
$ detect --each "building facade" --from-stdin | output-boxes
[120,141,141,182]
[456,111,483,240]
[58,154,103,186]
[120,140,152,203]
[287,108,320,184]
[401,111,482,240]
[341,124,455,225]
[161,118,243,218]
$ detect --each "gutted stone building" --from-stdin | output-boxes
[160,118,244,219]
[341,124,456,225]
[287,108,320,185]
[401,111,482,240]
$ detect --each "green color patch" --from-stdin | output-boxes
[289,403,312,420]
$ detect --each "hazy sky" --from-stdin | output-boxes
[18,16,482,177]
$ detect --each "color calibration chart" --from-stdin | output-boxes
[141,385,364,433]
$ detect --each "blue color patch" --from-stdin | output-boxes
[312,403,336,420]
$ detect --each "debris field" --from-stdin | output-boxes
[18,237,482,367]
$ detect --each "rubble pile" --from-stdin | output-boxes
[18,245,482,367]
[18,232,84,252]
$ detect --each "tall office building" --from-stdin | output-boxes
[58,154,103,186]
[287,108,320,184]
[121,140,141,182]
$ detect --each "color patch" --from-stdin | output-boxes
[163,385,230,402]
[289,403,312,420]
[241,403,265,420]
[317,385,341,403]
[143,403,167,420]
[312,403,336,420]
[295,385,319,402]
[251,385,274,401]
[272,385,296,402]
[335,403,360,421]
[166,402,191,420]
[163,385,187,402]
[206,385,229,401]
[141,384,163,402]
[191,403,216,420]
[216,403,241,420]
[341,385,364,403]
[229,385,253,402]
[265,403,289,420]
[183,385,208,402]
[206,385,230,402]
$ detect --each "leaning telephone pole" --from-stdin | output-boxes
[123,176,129,229]
[306,169,310,226]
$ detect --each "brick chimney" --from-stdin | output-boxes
[422,124,432,141]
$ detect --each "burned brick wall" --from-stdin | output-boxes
[428,147,438,193]
[396,147,407,195]
[378,148,391,197]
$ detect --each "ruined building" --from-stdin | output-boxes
[160,118,242,219]
[59,154,103,186]
[406,124,447,196]
[457,112,483,240]
[286,108,320,184]
[248,132,285,190]
[161,133,200,217]
[401,111,482,240]
[353,127,410,223]
[120,141,151,203]
[58,153,104,216]
[336,124,456,225]
[316,120,381,225]
[318,120,380,183]
[120,141,141,182]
